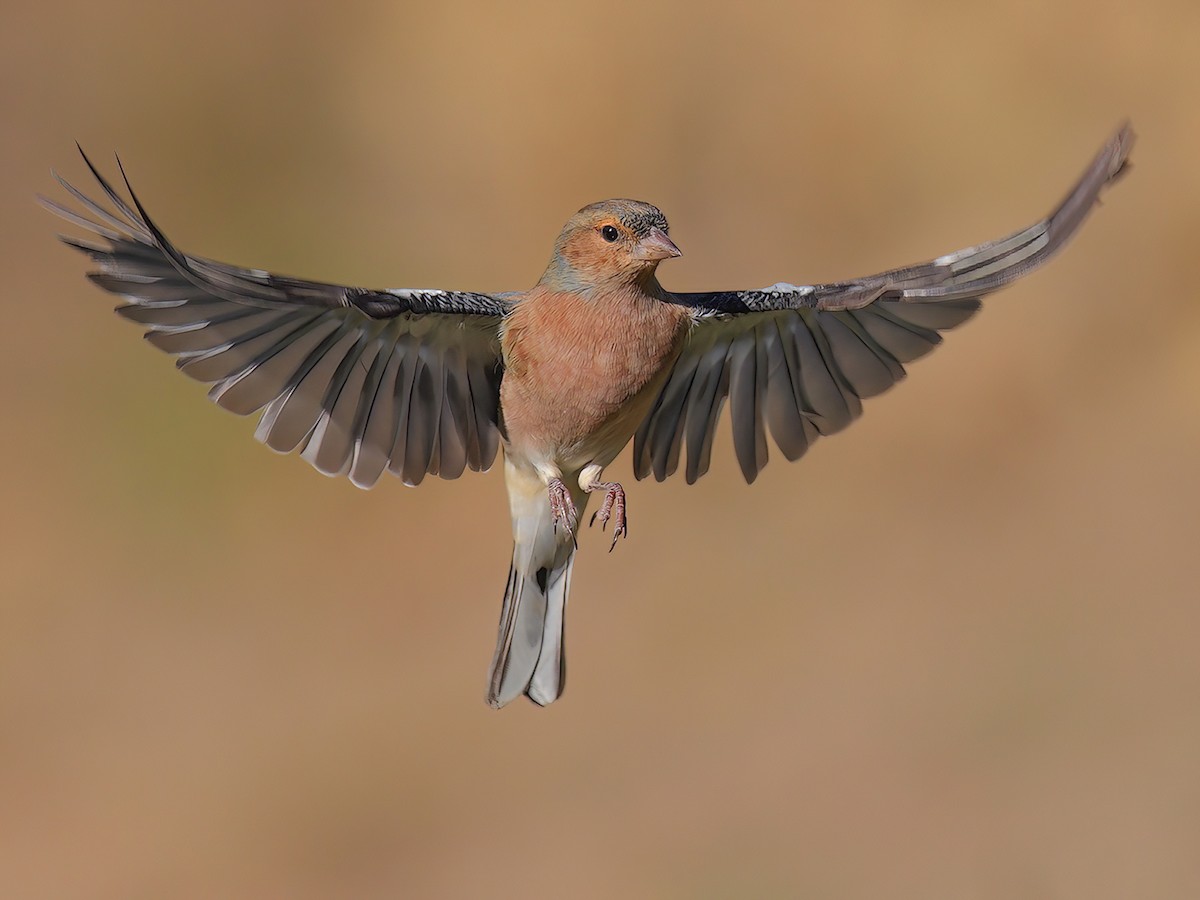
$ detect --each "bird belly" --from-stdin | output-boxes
[502,350,678,480]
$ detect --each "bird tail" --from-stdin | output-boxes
[486,460,584,708]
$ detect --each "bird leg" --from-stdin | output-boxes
[547,477,578,536]
[582,470,627,552]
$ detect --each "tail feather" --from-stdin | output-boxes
[526,554,573,705]
[486,538,575,708]
[486,461,583,708]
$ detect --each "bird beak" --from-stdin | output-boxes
[634,227,682,261]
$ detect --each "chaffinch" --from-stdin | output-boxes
[44,124,1133,707]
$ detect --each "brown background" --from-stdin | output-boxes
[2,1,1197,897]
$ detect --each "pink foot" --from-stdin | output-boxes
[588,482,628,552]
[548,478,578,537]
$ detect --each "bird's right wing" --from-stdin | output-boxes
[44,150,509,488]
[635,124,1134,484]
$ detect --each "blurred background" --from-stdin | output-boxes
[2,1,1197,897]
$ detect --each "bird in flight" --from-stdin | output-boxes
[44,124,1134,708]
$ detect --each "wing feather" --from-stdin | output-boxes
[639,125,1133,483]
[301,329,375,477]
[762,318,809,462]
[46,150,507,487]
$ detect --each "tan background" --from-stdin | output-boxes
[2,1,1197,897]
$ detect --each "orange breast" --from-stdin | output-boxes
[500,286,691,469]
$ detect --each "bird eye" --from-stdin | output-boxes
[600,225,620,242]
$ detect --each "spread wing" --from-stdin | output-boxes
[44,149,509,488]
[635,124,1135,484]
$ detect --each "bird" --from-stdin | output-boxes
[43,124,1134,708]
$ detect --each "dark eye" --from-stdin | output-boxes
[600,225,620,243]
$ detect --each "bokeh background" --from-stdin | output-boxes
[2,1,1197,897]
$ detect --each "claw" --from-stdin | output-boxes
[548,478,578,537]
[588,482,628,551]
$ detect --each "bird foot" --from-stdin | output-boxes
[548,478,578,536]
[588,482,628,551]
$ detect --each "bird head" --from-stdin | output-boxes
[540,199,681,292]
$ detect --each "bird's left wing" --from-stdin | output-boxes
[44,150,509,488]
[634,124,1134,484]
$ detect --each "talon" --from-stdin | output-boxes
[588,481,628,551]
[548,477,578,536]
